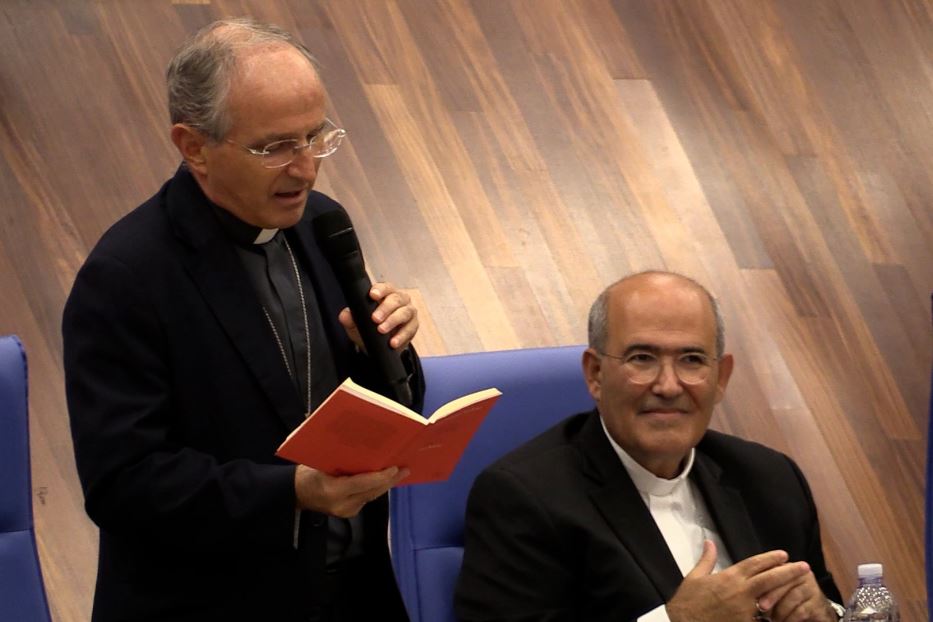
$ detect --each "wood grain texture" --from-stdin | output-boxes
[0,1,929,619]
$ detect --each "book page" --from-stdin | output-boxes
[339,377,424,423]
[427,388,502,423]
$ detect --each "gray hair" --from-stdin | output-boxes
[166,17,319,141]
[587,271,726,359]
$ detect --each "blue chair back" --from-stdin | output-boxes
[0,335,52,621]
[390,345,593,622]
[926,297,933,616]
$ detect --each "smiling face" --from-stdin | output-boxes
[177,44,327,229]
[583,274,734,478]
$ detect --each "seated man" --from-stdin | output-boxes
[455,271,844,622]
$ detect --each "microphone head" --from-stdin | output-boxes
[313,209,360,259]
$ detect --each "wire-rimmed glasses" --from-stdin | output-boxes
[597,350,715,385]
[226,118,347,168]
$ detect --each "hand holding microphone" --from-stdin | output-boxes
[336,283,418,352]
[313,210,417,406]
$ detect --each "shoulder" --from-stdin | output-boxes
[86,177,180,269]
[81,199,172,284]
[699,430,790,462]
[698,430,806,487]
[496,411,590,464]
[66,172,197,314]
[477,411,593,490]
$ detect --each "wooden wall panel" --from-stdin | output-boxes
[0,1,929,619]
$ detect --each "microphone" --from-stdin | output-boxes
[313,210,413,407]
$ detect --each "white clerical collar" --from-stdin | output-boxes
[211,203,280,247]
[253,228,279,244]
[599,416,695,497]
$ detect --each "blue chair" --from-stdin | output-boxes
[928,362,933,619]
[0,335,52,621]
[926,296,933,617]
[390,345,593,622]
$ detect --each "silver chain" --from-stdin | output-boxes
[261,236,312,415]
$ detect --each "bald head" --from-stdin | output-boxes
[166,17,320,140]
[588,272,725,359]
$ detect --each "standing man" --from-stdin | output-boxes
[63,18,422,622]
[455,271,844,622]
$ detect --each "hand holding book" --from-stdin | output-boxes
[293,463,408,517]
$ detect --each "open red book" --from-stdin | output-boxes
[276,377,501,485]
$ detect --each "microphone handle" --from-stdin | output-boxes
[336,257,413,407]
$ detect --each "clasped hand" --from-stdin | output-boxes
[666,541,837,622]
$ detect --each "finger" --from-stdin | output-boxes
[329,466,403,495]
[757,573,807,612]
[375,303,413,333]
[747,561,810,597]
[766,574,821,622]
[369,282,397,302]
[770,592,808,622]
[371,466,410,490]
[372,292,410,325]
[368,283,410,320]
[296,467,400,517]
[355,466,410,494]
[337,308,364,350]
[325,473,389,518]
[379,307,418,348]
[685,539,718,579]
[733,549,790,578]
[388,314,419,349]
[338,307,356,330]
[343,467,411,506]
[769,595,803,622]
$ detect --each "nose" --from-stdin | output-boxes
[651,359,683,398]
[285,148,320,185]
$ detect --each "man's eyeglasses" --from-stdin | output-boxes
[226,118,347,169]
[597,350,714,385]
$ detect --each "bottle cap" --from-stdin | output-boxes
[857,563,883,578]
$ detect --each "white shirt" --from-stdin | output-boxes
[600,419,732,622]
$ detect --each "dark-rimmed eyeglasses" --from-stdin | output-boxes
[226,118,347,168]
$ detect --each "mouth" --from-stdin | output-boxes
[274,189,306,199]
[639,408,689,418]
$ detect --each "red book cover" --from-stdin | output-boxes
[276,377,501,485]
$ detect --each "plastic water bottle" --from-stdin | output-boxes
[842,563,899,621]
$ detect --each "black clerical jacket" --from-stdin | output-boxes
[455,411,842,622]
[63,165,423,621]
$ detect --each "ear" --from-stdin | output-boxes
[170,124,209,175]
[713,353,734,404]
[582,347,603,403]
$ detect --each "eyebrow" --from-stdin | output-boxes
[621,344,710,356]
